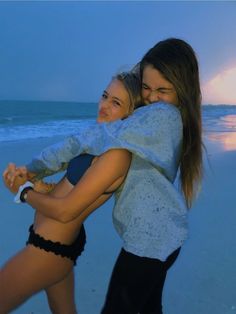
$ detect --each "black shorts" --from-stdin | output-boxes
[26,224,86,265]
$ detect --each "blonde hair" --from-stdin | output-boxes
[114,71,142,114]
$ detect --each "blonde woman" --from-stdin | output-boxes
[1,71,142,314]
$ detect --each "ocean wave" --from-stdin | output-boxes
[1,103,236,143]
[0,119,94,143]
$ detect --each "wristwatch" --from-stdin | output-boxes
[14,181,34,204]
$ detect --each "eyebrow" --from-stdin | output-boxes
[142,82,173,91]
[157,87,173,91]
[113,96,125,105]
[103,90,125,105]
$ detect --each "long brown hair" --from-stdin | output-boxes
[140,38,203,207]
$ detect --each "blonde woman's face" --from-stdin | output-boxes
[141,65,179,106]
[97,79,131,123]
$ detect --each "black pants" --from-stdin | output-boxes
[101,248,180,314]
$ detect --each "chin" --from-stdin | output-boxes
[97,117,107,123]
[142,99,150,105]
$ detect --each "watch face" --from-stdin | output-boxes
[14,182,34,203]
[20,185,33,203]
[23,192,28,200]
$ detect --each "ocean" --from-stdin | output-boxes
[0,100,236,143]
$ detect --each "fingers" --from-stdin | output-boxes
[3,163,16,186]
[2,163,28,187]
[27,171,37,182]
[34,180,56,194]
[2,172,19,194]
[3,162,16,179]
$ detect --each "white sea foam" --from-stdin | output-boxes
[0,119,94,143]
[1,101,236,143]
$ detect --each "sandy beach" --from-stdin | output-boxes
[0,133,235,314]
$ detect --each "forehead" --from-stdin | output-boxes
[107,78,124,90]
[106,79,129,99]
[142,65,173,88]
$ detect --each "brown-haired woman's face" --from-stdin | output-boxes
[141,65,179,106]
[97,79,130,123]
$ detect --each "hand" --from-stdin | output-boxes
[2,163,28,194]
[34,180,56,194]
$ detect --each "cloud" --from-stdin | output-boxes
[202,66,236,105]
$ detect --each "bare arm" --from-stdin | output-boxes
[24,149,131,223]
[73,192,113,223]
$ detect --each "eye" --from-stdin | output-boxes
[102,92,108,99]
[158,89,167,95]
[142,84,149,90]
[113,100,121,107]
[158,88,173,95]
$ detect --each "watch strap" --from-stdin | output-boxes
[20,186,34,203]
[14,181,34,204]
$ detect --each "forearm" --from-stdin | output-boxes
[68,194,112,223]
[26,187,112,224]
[26,190,68,222]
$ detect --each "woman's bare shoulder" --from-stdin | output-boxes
[101,148,131,160]
[93,149,131,172]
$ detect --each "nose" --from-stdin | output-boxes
[99,99,110,109]
[147,91,160,104]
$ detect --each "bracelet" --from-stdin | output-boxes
[14,181,34,204]
[20,186,34,203]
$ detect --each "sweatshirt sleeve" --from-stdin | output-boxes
[26,102,183,181]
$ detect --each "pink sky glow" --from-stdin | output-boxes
[202,66,236,105]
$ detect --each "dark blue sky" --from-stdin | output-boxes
[1,1,236,104]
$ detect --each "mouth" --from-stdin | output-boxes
[98,109,108,117]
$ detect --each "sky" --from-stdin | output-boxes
[0,1,236,105]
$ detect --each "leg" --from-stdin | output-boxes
[0,244,73,314]
[26,223,86,314]
[46,270,77,314]
[35,176,77,314]
[101,248,180,314]
[140,248,181,314]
